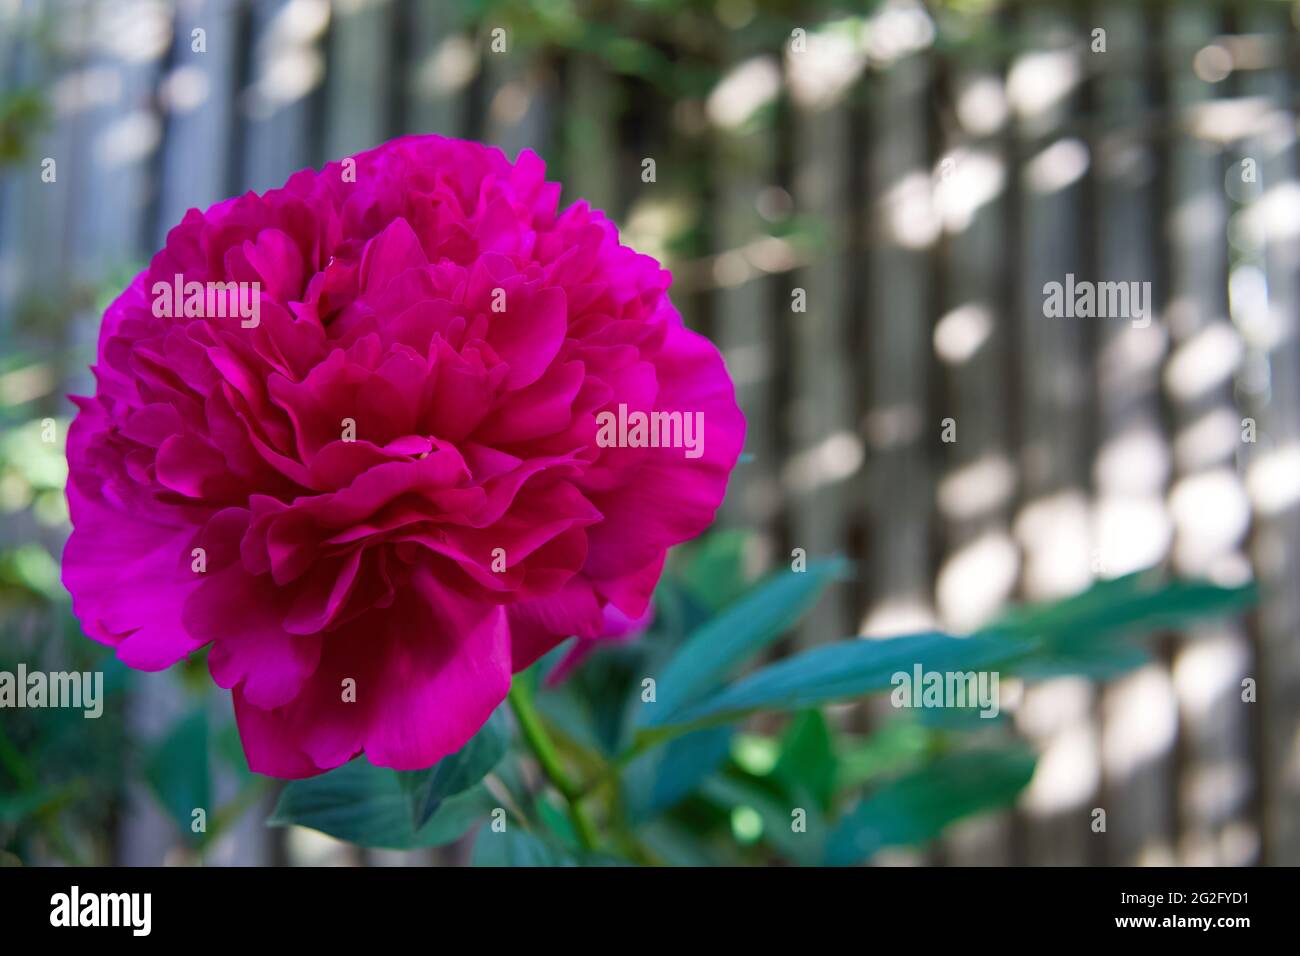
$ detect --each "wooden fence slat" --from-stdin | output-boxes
[1010,6,1098,868]
[561,54,618,217]
[481,26,551,160]
[241,0,323,192]
[403,0,469,138]
[1164,0,1255,866]
[859,37,936,868]
[860,50,934,638]
[711,47,781,574]
[323,0,392,161]
[155,0,240,239]
[786,29,855,646]
[1093,0,1178,867]
[1240,0,1300,866]
[935,50,1017,866]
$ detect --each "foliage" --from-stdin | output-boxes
[270,534,1255,866]
[0,88,47,166]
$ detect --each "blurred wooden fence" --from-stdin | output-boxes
[1,0,1297,866]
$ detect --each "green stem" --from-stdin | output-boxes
[508,681,599,852]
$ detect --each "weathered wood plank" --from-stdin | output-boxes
[710,45,781,573]
[240,0,325,191]
[785,26,857,646]
[480,21,551,161]
[1163,0,1255,866]
[934,44,1018,866]
[1092,0,1178,867]
[323,0,393,161]
[1008,3,1098,868]
[156,0,240,253]
[858,25,936,868]
[402,0,470,137]
[1238,0,1300,866]
[860,49,935,641]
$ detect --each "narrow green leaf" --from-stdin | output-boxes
[650,631,1034,734]
[825,747,1036,866]
[1013,636,1151,681]
[995,575,1256,679]
[997,575,1257,647]
[650,577,1251,736]
[641,557,851,727]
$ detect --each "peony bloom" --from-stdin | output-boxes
[63,136,744,778]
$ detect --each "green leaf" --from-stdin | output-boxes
[699,773,825,865]
[825,746,1036,866]
[471,826,629,867]
[269,759,492,850]
[634,820,729,867]
[622,726,733,823]
[995,575,1256,679]
[648,576,1254,737]
[836,720,938,791]
[1012,636,1152,681]
[399,707,507,828]
[144,708,209,844]
[678,529,752,612]
[535,797,579,849]
[0,88,48,165]
[649,631,1034,734]
[772,711,837,811]
[641,557,851,727]
[213,720,254,776]
[0,785,71,825]
[998,575,1257,647]
[472,827,572,866]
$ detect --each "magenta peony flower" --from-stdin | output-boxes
[63,135,744,778]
